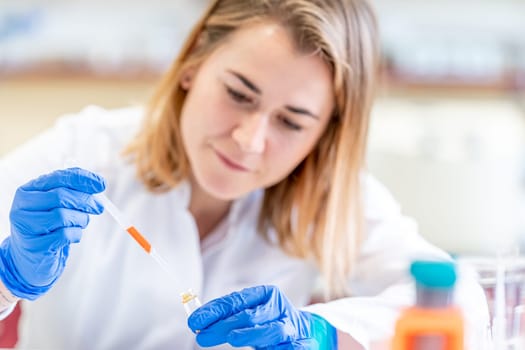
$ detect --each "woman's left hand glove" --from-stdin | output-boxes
[187,285,337,349]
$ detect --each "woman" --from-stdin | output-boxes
[0,0,487,349]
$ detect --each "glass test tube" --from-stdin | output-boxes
[181,289,202,316]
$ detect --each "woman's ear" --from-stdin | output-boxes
[181,33,206,90]
[180,67,197,90]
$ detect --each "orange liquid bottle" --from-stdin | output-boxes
[392,260,464,350]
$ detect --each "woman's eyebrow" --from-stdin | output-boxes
[227,70,261,94]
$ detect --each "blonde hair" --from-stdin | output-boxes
[125,0,379,299]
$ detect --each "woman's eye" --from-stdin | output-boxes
[279,116,302,131]
[226,86,253,104]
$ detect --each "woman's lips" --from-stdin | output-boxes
[214,150,250,172]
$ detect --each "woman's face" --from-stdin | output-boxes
[180,21,334,200]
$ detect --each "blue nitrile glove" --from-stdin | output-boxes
[188,285,338,349]
[0,168,105,300]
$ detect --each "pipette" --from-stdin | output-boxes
[95,192,202,314]
[60,158,203,313]
[95,193,173,275]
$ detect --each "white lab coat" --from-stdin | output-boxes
[0,106,488,349]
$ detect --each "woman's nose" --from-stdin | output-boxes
[231,113,268,154]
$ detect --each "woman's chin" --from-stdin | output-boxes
[198,175,252,201]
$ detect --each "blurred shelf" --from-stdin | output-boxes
[0,63,161,81]
[379,67,525,99]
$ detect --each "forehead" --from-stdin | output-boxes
[201,21,334,108]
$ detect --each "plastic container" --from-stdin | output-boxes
[392,260,464,350]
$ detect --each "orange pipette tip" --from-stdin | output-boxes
[126,226,152,253]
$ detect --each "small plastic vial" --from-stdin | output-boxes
[180,289,202,316]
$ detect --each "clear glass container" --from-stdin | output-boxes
[180,289,202,316]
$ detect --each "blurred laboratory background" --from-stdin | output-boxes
[1,0,524,257]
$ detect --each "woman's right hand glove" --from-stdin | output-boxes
[0,168,105,300]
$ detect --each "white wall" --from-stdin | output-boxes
[368,96,525,256]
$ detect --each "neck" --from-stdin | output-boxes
[188,178,232,241]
